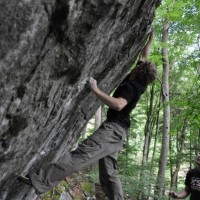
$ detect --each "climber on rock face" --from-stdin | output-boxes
[18,31,157,200]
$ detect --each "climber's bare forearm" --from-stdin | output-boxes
[89,77,127,111]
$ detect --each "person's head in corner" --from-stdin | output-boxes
[129,61,157,85]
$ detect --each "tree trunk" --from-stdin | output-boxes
[139,85,156,200]
[91,106,102,195]
[155,19,170,200]
[147,91,162,200]
[142,85,155,166]
[0,0,161,199]
[95,107,102,131]
[170,118,187,189]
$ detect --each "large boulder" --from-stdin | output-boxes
[0,0,161,199]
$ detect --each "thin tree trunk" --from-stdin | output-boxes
[91,106,102,195]
[91,106,102,169]
[125,129,130,166]
[139,85,155,200]
[142,85,155,166]
[190,132,192,169]
[155,19,170,200]
[195,128,200,155]
[147,91,162,199]
[170,118,188,189]
[95,106,102,130]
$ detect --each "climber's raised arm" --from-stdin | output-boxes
[139,31,154,62]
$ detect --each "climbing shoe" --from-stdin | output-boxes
[17,175,32,186]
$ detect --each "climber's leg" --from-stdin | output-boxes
[28,121,126,194]
[99,152,124,200]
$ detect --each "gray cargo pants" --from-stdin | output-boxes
[30,121,127,199]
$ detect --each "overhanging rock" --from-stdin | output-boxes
[0,0,161,199]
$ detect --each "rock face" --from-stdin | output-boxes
[0,0,160,199]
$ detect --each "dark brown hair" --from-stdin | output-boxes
[130,61,157,85]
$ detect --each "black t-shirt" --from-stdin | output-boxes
[106,65,147,128]
[185,168,200,200]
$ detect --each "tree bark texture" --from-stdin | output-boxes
[155,19,170,200]
[0,0,161,199]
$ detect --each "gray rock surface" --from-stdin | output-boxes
[0,0,161,199]
[59,191,73,200]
